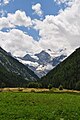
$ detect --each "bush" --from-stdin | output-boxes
[31,89,35,92]
[48,84,53,90]
[38,83,42,88]
[59,85,63,90]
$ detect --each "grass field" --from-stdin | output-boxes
[0,92,80,120]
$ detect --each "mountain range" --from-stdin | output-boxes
[0,47,38,87]
[17,49,67,78]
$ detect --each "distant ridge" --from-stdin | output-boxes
[41,48,80,90]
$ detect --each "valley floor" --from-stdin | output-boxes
[0,92,80,120]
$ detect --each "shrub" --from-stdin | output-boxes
[48,84,53,90]
[59,85,63,90]
[31,89,35,92]
[38,83,42,88]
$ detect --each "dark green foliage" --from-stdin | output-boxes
[75,81,80,90]
[0,47,39,87]
[0,63,29,87]
[48,84,53,89]
[27,82,42,88]
[41,48,80,90]
[59,85,63,90]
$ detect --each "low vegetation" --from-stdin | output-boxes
[59,85,63,90]
[0,92,80,120]
[48,84,53,90]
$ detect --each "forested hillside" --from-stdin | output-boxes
[0,47,39,87]
[41,48,80,90]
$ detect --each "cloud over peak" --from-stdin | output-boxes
[0,29,42,56]
[33,0,80,54]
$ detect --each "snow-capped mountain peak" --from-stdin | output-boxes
[17,49,67,78]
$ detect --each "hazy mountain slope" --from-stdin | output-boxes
[41,48,80,90]
[0,47,38,87]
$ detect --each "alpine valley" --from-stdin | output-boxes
[0,46,80,90]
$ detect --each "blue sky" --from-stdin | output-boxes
[0,0,65,17]
[0,0,66,41]
[0,0,79,57]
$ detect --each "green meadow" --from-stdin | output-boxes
[0,92,80,120]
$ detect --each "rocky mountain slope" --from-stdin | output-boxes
[0,47,38,87]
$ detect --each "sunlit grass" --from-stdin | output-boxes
[0,92,80,120]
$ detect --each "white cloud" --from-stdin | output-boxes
[0,17,14,30]
[0,29,42,56]
[54,0,75,6]
[32,3,43,16]
[33,0,80,55]
[0,0,80,57]
[0,0,13,6]
[7,10,32,27]
[3,0,10,5]
[36,64,53,71]
[0,10,32,30]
